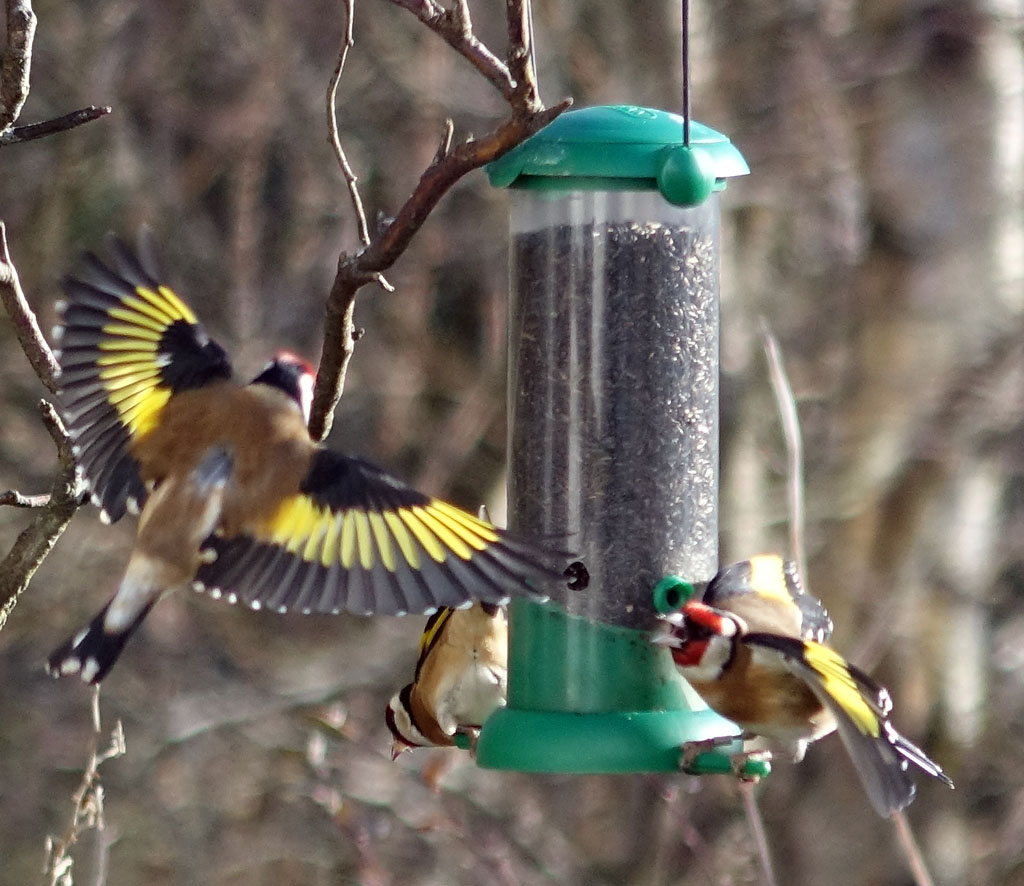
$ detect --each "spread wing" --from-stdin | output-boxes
[55,234,232,522]
[194,449,560,616]
[707,556,833,643]
[744,633,921,816]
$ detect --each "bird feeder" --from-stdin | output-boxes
[476,105,755,773]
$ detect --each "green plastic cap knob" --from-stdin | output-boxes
[657,145,717,206]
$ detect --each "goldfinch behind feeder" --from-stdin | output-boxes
[46,234,558,683]
[658,555,953,817]
[386,601,507,757]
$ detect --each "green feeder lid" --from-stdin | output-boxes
[487,105,748,206]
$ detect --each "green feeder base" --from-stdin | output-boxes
[474,599,769,778]
[476,706,767,776]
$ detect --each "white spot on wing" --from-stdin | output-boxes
[80,658,99,683]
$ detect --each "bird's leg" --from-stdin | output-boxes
[458,726,482,758]
[680,734,772,781]
[679,734,739,772]
[730,748,773,782]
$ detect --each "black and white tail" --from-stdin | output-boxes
[46,598,155,684]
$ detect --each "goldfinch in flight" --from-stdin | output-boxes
[385,601,507,757]
[659,555,953,817]
[46,234,559,683]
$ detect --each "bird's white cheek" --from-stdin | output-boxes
[675,636,734,682]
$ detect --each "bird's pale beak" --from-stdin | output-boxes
[651,630,682,648]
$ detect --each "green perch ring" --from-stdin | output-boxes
[652,574,697,614]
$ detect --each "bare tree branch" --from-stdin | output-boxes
[0,0,36,131]
[0,105,111,146]
[0,220,59,391]
[0,401,80,633]
[1,1,108,147]
[0,227,81,632]
[308,0,569,439]
[388,0,515,100]
[310,101,567,440]
[505,0,540,110]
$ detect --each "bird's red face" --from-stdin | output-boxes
[661,601,736,669]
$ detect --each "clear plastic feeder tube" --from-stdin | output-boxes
[509,189,720,626]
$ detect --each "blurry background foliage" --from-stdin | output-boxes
[2,1,1024,884]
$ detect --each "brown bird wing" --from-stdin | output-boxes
[193,449,560,616]
[55,235,232,522]
[415,608,455,679]
[707,557,833,643]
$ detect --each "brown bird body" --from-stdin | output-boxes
[681,638,834,758]
[660,555,954,816]
[387,602,508,755]
[47,235,560,683]
[131,381,312,537]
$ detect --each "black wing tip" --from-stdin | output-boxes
[46,600,152,684]
[889,724,955,788]
[64,228,162,301]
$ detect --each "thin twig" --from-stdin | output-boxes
[327,0,373,250]
[0,490,50,508]
[890,810,937,886]
[0,0,37,131]
[759,320,807,587]
[0,220,59,392]
[739,781,778,886]
[308,0,569,440]
[43,687,126,886]
[0,105,111,146]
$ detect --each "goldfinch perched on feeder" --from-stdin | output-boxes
[385,601,507,757]
[658,555,953,817]
[46,234,558,684]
